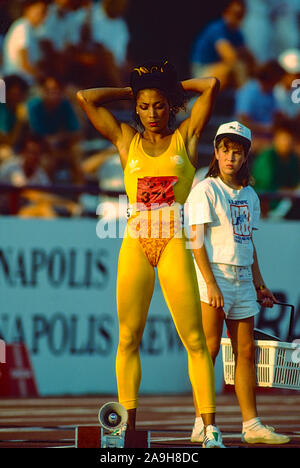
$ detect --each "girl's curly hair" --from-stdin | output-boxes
[130,59,187,129]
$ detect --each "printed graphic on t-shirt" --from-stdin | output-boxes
[229,199,251,243]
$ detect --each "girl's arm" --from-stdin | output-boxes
[252,239,278,307]
[178,77,220,167]
[76,87,136,167]
[191,224,224,309]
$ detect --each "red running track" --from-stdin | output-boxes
[0,391,299,448]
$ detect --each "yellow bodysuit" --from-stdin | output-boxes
[116,128,215,414]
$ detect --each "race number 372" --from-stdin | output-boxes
[0,79,6,103]
[0,339,5,363]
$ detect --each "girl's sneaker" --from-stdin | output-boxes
[202,425,225,448]
[242,424,290,444]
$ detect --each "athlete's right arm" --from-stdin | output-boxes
[191,224,224,309]
[76,87,136,167]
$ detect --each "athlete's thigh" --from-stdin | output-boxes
[157,235,203,334]
[117,235,155,329]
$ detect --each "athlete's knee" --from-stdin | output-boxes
[118,326,142,353]
[185,330,208,355]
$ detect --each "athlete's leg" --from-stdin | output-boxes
[157,235,216,423]
[225,316,257,422]
[116,234,155,429]
[193,303,225,418]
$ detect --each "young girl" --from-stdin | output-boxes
[188,121,290,445]
[77,60,225,447]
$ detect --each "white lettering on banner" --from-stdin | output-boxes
[0,218,299,395]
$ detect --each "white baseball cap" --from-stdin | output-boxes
[278,49,300,74]
[214,121,252,152]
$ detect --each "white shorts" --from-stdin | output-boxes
[195,263,260,320]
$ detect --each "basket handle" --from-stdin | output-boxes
[257,301,295,342]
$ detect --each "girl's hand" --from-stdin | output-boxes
[207,281,224,309]
[257,287,279,308]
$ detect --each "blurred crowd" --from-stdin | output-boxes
[190,0,300,219]
[0,0,299,219]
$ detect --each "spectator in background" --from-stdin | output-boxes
[235,60,285,153]
[0,74,30,160]
[65,0,129,88]
[0,133,83,217]
[241,0,274,63]
[271,0,300,58]
[275,49,300,120]
[251,118,300,217]
[190,0,255,90]
[91,0,130,78]
[36,0,74,80]
[0,133,50,187]
[2,0,48,84]
[27,75,84,184]
[64,0,103,88]
[0,0,12,57]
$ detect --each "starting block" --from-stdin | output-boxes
[76,401,150,448]
[75,426,150,448]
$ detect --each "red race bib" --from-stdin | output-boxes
[136,176,178,209]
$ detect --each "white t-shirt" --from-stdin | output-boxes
[91,4,129,66]
[0,157,50,186]
[68,4,129,66]
[2,19,42,82]
[36,4,74,52]
[187,176,260,266]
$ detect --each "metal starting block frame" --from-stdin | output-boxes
[101,428,126,448]
[75,426,150,448]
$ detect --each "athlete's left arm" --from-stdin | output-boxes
[178,77,220,167]
[251,236,279,308]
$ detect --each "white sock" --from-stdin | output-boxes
[205,424,217,432]
[242,417,263,432]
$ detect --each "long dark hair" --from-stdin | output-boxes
[130,59,187,130]
[206,137,253,186]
